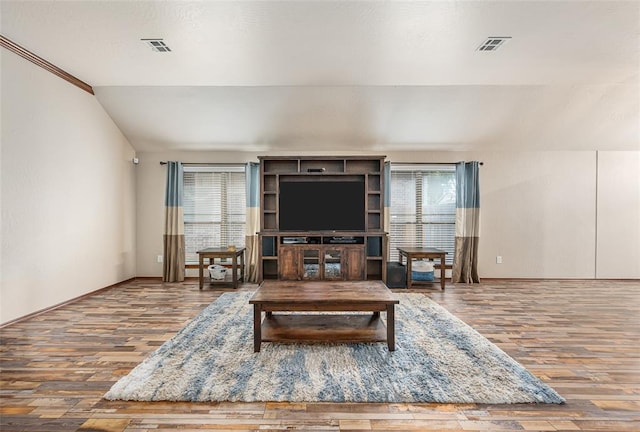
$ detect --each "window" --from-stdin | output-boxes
[183,165,246,263]
[389,164,456,264]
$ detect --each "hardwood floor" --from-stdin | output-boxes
[1,279,638,431]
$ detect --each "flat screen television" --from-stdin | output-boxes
[279,180,365,231]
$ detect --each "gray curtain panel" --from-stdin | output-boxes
[452,161,480,283]
[245,162,260,283]
[383,161,391,231]
[163,161,185,282]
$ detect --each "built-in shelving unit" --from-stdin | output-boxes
[258,156,387,282]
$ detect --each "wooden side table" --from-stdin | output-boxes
[397,247,448,290]
[197,247,246,290]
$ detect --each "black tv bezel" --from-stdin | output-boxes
[278,179,366,232]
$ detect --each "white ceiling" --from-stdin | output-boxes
[2,1,639,152]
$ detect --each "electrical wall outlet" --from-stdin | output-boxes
[496,255,503,264]
[157,255,163,263]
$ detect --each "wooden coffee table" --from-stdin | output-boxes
[249,280,399,352]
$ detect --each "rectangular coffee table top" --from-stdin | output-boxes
[250,280,398,306]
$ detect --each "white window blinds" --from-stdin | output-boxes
[389,164,456,264]
[183,165,246,263]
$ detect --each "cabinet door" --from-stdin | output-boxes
[278,247,300,280]
[344,247,365,280]
[323,249,343,280]
[301,248,321,280]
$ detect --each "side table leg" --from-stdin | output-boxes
[253,305,262,352]
[199,255,204,290]
[386,304,395,351]
[232,257,238,289]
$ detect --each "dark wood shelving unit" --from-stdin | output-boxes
[258,156,387,282]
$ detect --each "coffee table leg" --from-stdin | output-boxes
[387,304,395,351]
[253,305,262,352]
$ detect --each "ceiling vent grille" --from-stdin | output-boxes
[477,37,511,52]
[141,39,171,52]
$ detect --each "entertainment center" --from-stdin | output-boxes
[258,156,387,282]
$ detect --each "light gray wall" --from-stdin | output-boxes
[596,151,640,278]
[136,149,640,279]
[386,151,598,278]
[1,51,137,324]
[135,151,257,278]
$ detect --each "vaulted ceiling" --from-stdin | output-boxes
[2,1,638,152]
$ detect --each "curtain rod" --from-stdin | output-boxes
[161,161,482,166]
[391,161,483,166]
[159,161,253,166]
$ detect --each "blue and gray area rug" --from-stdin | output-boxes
[104,292,564,404]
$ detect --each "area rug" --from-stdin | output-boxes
[104,292,564,404]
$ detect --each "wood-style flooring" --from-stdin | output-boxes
[1,279,638,431]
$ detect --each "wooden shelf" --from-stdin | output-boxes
[260,314,387,344]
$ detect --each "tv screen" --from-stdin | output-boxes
[279,181,365,231]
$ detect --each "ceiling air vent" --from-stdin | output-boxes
[141,39,171,53]
[477,37,511,52]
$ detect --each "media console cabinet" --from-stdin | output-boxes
[258,156,388,282]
